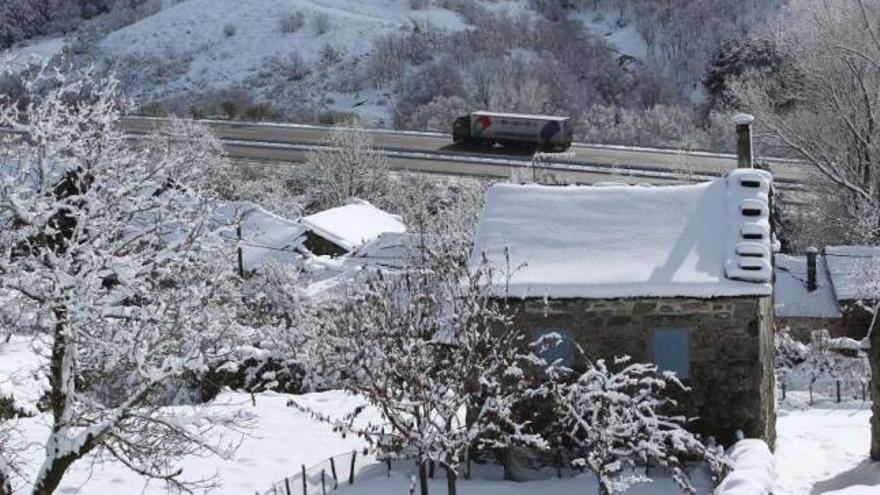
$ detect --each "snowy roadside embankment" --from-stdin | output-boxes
[714,439,774,495]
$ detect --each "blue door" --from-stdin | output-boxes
[653,328,691,380]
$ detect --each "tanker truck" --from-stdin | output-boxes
[452,111,573,152]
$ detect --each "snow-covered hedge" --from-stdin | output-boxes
[714,439,775,495]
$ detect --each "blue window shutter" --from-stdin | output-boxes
[653,328,691,380]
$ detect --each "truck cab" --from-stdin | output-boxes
[452,115,471,144]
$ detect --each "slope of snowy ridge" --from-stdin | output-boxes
[98,0,466,96]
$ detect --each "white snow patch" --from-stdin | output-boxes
[572,10,649,60]
[0,335,48,415]
[13,390,376,494]
[1,36,66,70]
[774,398,877,495]
[715,439,774,495]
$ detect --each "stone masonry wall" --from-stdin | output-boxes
[510,296,776,446]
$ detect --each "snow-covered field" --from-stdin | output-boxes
[8,390,376,494]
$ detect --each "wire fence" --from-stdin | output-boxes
[779,376,870,404]
[262,450,388,495]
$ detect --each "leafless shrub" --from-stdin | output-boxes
[279,10,306,33]
[312,12,331,35]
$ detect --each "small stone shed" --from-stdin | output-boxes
[776,246,880,340]
[300,199,406,257]
[470,169,777,446]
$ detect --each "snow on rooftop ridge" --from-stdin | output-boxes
[724,169,773,284]
[470,171,774,300]
[301,199,406,252]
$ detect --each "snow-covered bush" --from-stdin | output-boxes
[393,60,466,128]
[311,12,331,35]
[0,65,251,494]
[300,122,390,212]
[552,357,724,495]
[279,10,305,34]
[262,52,312,82]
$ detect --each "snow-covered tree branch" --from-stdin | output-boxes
[0,65,251,495]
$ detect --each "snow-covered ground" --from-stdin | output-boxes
[775,394,878,495]
[3,366,877,495]
[9,390,376,494]
[0,36,67,70]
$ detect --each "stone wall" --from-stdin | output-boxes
[510,295,776,447]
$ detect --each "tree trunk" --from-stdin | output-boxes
[445,465,457,495]
[32,444,88,495]
[419,459,429,495]
[870,326,880,460]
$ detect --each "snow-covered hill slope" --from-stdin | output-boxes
[96,0,469,120]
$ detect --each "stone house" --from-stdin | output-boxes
[469,167,777,446]
[775,246,880,341]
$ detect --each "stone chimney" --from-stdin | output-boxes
[807,247,818,292]
[734,113,755,169]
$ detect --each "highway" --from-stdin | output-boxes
[121,116,809,196]
[1,115,809,198]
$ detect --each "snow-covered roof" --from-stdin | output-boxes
[301,199,406,252]
[774,254,842,318]
[347,232,416,268]
[215,201,307,271]
[470,169,774,299]
[825,245,880,302]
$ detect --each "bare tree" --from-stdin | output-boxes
[733,0,880,459]
[0,66,249,494]
[301,122,390,212]
[293,260,541,495]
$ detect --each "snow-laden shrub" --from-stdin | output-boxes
[279,10,305,33]
[262,52,312,82]
[312,12,331,35]
[393,60,465,129]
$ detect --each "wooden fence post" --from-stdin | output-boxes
[782,381,786,400]
[836,380,842,403]
[321,470,326,495]
[237,223,245,279]
[284,477,292,495]
[330,457,338,489]
[349,451,357,485]
[386,458,392,477]
[301,465,307,495]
